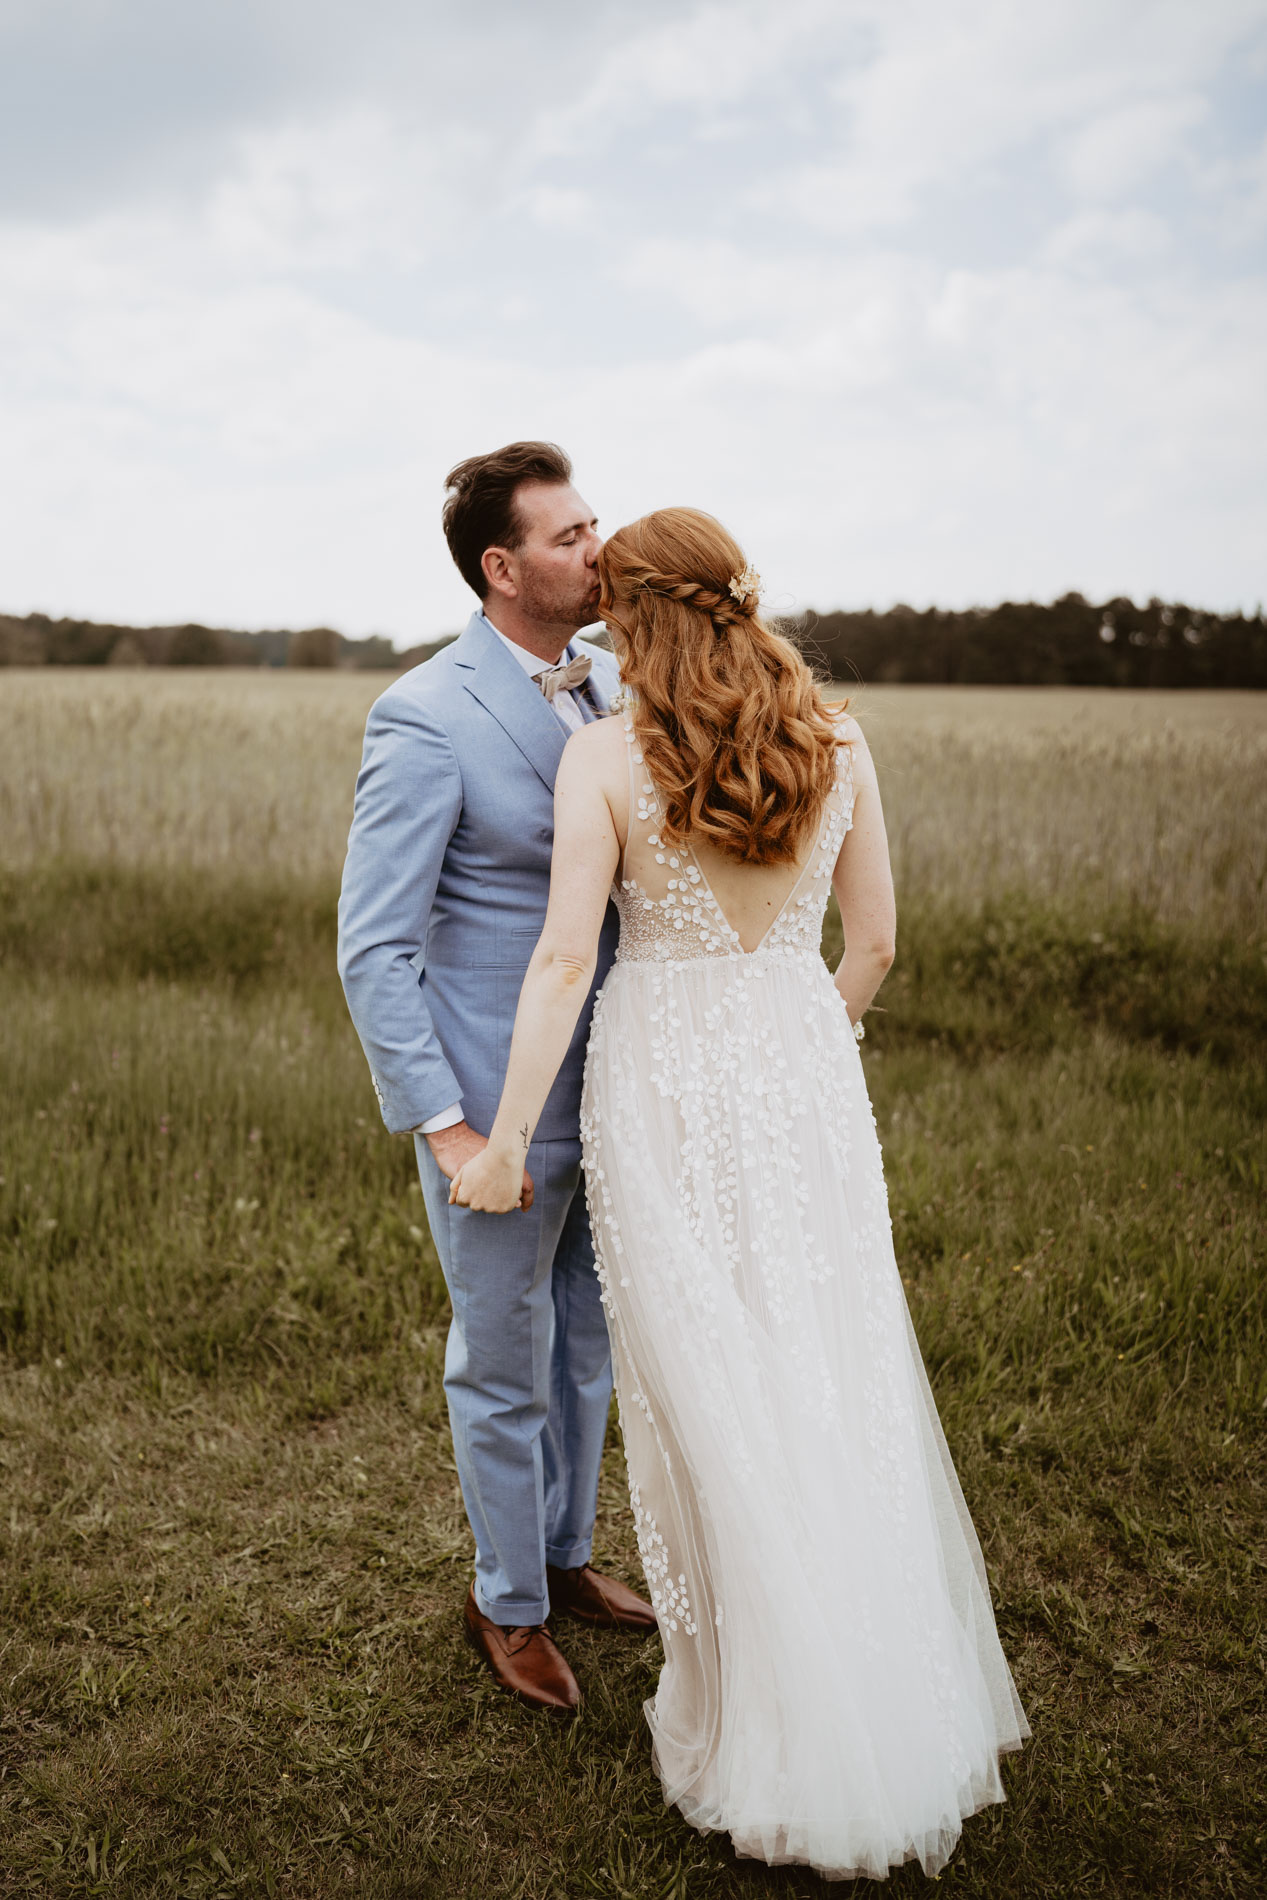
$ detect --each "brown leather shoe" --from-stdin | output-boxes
[546,1563,658,1632]
[462,1587,580,1715]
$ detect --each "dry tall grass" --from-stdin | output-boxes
[0,670,378,883]
[852,685,1267,931]
[1,670,1263,931]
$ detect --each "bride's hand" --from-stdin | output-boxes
[448,1144,533,1214]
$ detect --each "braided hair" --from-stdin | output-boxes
[597,508,845,867]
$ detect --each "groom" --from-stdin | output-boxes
[338,441,654,1714]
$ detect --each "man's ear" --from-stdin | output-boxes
[482,546,517,600]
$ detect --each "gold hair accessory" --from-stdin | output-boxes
[727,563,761,607]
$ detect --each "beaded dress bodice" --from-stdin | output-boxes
[612,710,855,967]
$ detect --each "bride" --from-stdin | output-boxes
[449,507,1028,1882]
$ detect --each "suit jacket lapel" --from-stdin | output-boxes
[453,613,567,791]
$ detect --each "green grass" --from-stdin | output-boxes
[1,857,1264,1898]
[2,678,1265,1897]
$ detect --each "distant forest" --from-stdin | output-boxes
[0,615,411,672]
[2,594,1264,687]
[797,596,1266,690]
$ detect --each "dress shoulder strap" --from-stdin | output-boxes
[834,725,857,834]
[619,706,654,885]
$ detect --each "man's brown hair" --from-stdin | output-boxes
[442,441,573,599]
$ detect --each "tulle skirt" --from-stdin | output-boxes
[580,949,1029,1881]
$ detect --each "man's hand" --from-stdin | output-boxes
[426,1120,534,1211]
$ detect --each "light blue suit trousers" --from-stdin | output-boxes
[417,1133,613,1620]
[337,612,621,1624]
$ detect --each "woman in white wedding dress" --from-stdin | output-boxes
[450,508,1028,1882]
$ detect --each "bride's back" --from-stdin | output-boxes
[614,711,852,962]
[679,829,830,954]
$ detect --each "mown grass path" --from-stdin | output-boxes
[1,678,1263,1897]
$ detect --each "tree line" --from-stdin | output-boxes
[1,595,1263,687]
[794,594,1266,689]
[0,615,404,671]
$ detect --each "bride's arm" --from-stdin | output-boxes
[830,720,897,1025]
[449,729,621,1213]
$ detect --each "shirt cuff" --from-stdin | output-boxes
[415,1101,463,1135]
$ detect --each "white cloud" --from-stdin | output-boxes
[520,186,593,230]
[1041,208,1173,272]
[1060,94,1208,201]
[525,0,839,157]
[1196,130,1267,246]
[0,0,1264,635]
[759,0,1264,233]
[203,111,457,273]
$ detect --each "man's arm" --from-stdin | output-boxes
[337,690,466,1134]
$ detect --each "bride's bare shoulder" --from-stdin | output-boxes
[558,711,628,788]
[564,713,628,758]
[829,704,866,748]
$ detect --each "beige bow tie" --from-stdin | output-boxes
[537,654,592,702]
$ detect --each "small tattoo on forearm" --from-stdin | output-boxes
[519,1123,529,1152]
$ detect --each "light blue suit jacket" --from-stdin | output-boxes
[337,612,621,1142]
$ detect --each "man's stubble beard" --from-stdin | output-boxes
[518,563,602,635]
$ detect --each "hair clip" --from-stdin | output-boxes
[727,563,761,606]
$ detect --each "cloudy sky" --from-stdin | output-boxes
[2,0,1265,641]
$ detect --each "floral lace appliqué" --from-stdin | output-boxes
[613,715,853,968]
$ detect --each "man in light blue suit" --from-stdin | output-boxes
[338,442,654,1714]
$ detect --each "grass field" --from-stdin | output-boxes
[1,670,1264,1899]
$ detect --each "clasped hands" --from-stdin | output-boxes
[426,1119,533,1214]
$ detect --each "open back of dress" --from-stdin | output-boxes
[613,711,854,966]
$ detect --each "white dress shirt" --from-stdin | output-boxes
[484,614,590,735]
[415,613,591,1136]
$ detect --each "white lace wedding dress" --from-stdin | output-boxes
[580,716,1028,1882]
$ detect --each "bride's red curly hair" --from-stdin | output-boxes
[597,507,846,867]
